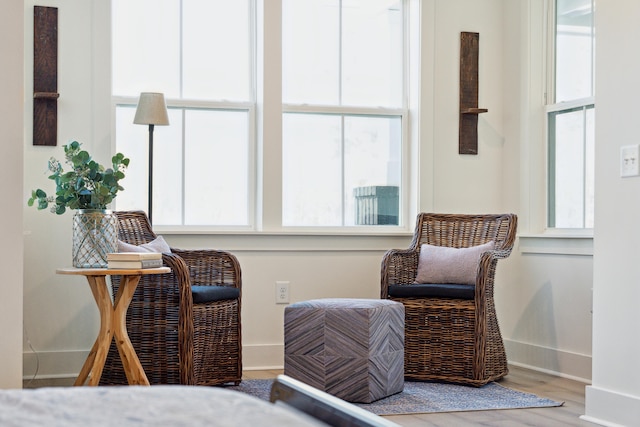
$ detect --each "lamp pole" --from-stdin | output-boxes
[147,123,155,223]
[133,92,169,225]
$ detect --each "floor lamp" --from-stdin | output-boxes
[133,92,169,224]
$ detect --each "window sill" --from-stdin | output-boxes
[518,232,593,256]
[153,226,414,253]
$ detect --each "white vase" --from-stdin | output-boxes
[72,209,118,268]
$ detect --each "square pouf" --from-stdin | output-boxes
[284,298,404,403]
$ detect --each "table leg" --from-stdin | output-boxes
[74,333,99,386]
[75,276,115,386]
[113,275,150,386]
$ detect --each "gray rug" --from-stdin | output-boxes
[227,379,564,416]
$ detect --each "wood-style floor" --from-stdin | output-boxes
[24,365,592,426]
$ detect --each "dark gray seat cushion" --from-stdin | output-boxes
[389,283,475,300]
[191,286,240,304]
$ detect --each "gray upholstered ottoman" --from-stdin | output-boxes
[284,298,404,403]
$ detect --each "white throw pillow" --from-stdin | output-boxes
[117,235,172,253]
[413,241,495,285]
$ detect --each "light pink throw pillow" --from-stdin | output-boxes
[117,235,172,253]
[413,241,495,285]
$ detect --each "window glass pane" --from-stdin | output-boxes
[283,114,343,226]
[283,0,340,104]
[283,113,401,226]
[183,0,251,101]
[184,110,250,225]
[555,0,594,102]
[344,116,401,225]
[112,0,180,97]
[552,109,584,227]
[154,109,186,225]
[115,107,249,226]
[549,106,594,228]
[342,0,403,107]
[114,107,184,224]
[114,106,150,211]
[583,107,595,228]
[283,0,402,107]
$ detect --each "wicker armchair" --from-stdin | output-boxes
[381,213,517,386]
[99,211,242,386]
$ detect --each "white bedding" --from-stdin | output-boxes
[0,385,327,427]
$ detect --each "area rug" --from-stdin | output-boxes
[227,379,563,416]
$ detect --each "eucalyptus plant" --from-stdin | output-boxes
[28,141,130,214]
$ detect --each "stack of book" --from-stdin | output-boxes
[107,252,163,269]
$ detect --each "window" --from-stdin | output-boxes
[282,0,405,227]
[112,0,254,227]
[112,0,412,230]
[547,0,595,228]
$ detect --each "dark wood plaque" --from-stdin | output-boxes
[459,32,487,155]
[33,6,59,146]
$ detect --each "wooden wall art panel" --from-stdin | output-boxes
[459,31,487,155]
[33,6,59,146]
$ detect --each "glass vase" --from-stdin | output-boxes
[72,209,118,268]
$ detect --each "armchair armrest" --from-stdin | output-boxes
[474,249,511,303]
[380,249,419,298]
[170,248,242,290]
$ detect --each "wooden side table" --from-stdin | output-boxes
[57,267,171,386]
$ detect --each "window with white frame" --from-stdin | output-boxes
[112,0,411,229]
[112,0,254,227]
[282,0,405,227]
[547,0,595,228]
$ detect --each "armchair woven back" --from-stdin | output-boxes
[115,210,157,245]
[410,212,517,251]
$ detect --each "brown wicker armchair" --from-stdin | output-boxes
[99,211,242,386]
[381,213,517,386]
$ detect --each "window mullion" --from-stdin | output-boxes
[339,0,343,105]
[582,106,587,227]
[181,108,186,225]
[590,0,595,97]
[283,104,405,116]
[341,115,346,226]
[547,111,557,228]
[179,0,184,98]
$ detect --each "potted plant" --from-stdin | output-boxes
[28,141,130,268]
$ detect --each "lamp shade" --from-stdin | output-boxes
[133,92,170,126]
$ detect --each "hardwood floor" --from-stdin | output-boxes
[24,365,592,426]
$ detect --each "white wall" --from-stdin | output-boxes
[20,0,595,390]
[497,0,593,383]
[425,0,594,383]
[0,0,24,389]
[23,0,112,379]
[584,1,640,425]
[427,0,506,213]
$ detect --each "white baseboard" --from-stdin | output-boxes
[582,385,640,427]
[23,350,89,380]
[23,345,285,380]
[242,344,284,370]
[25,341,590,382]
[504,339,592,383]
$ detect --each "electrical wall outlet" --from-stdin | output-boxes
[276,281,290,304]
[620,144,640,177]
